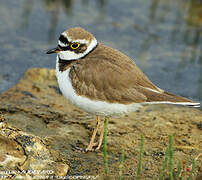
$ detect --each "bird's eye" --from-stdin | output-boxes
[70,42,80,49]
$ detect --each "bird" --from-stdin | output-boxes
[46,27,200,152]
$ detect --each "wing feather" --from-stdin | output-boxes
[69,44,196,105]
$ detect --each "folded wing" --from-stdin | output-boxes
[69,44,200,107]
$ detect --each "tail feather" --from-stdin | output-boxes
[163,91,194,102]
[143,90,200,108]
[163,91,200,107]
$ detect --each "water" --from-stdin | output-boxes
[0,0,201,103]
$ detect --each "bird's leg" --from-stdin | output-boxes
[85,115,101,152]
[95,120,105,151]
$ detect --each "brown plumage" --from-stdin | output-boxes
[57,43,197,105]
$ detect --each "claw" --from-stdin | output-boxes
[74,145,97,153]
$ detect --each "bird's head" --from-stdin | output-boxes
[46,27,97,60]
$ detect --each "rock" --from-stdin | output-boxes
[0,68,201,179]
[0,117,69,179]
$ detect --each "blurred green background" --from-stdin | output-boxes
[0,0,201,104]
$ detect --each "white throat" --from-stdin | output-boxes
[58,38,97,60]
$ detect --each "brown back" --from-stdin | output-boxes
[59,43,193,104]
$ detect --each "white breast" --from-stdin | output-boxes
[56,56,142,116]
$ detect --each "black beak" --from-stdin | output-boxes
[46,46,61,54]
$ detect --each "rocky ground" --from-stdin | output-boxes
[0,68,201,179]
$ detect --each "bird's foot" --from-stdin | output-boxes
[74,142,100,153]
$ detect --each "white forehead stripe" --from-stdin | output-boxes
[61,32,90,44]
[72,39,90,44]
[65,34,90,44]
[58,41,67,47]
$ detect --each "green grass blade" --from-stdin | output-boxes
[118,150,125,180]
[169,135,174,180]
[159,147,169,180]
[137,135,144,180]
[103,117,109,175]
[188,159,195,180]
[176,160,182,180]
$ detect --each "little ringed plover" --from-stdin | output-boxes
[47,27,200,152]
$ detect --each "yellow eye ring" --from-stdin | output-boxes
[70,42,80,49]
